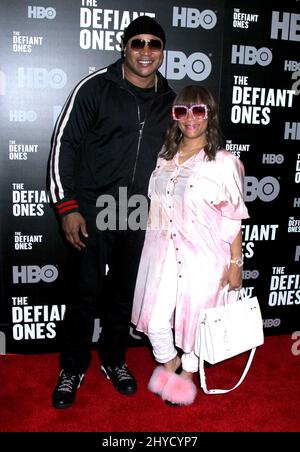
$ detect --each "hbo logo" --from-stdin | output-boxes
[9,110,37,122]
[160,51,211,81]
[172,7,217,29]
[18,68,67,89]
[262,154,284,164]
[28,6,56,19]
[263,319,281,328]
[231,45,273,66]
[243,270,259,280]
[244,176,280,202]
[12,265,58,284]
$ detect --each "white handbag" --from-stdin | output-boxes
[194,286,264,394]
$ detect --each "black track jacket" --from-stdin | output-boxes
[48,58,176,217]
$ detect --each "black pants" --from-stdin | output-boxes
[60,203,146,374]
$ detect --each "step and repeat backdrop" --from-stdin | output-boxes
[0,0,299,353]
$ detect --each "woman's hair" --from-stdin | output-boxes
[160,85,223,161]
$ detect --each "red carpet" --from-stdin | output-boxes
[0,335,299,432]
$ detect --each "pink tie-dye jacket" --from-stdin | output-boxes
[131,148,250,352]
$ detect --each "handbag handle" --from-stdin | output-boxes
[217,283,239,307]
[199,348,256,394]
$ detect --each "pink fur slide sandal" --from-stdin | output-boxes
[161,373,197,406]
[148,366,173,396]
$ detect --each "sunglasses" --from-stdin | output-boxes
[172,104,208,121]
[130,39,163,51]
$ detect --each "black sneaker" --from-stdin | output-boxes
[52,370,84,409]
[101,363,137,395]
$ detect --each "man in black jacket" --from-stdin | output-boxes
[49,16,175,409]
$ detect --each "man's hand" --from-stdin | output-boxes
[61,212,88,250]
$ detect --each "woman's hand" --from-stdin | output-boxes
[220,264,242,291]
[220,230,243,291]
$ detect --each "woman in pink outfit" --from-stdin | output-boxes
[131,85,249,406]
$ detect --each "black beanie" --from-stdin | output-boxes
[122,16,166,48]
